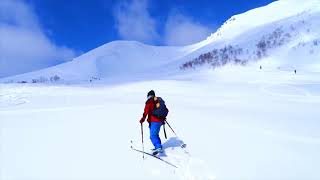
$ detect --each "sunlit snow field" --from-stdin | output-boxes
[1,65,320,180]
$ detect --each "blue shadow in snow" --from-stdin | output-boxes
[158,137,187,157]
[162,137,184,150]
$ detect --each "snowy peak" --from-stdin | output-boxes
[207,0,320,42]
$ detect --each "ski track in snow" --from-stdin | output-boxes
[131,140,216,180]
[260,83,320,100]
[249,78,320,102]
[167,151,216,180]
[0,92,30,108]
[0,104,106,114]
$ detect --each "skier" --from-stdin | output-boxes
[139,90,168,155]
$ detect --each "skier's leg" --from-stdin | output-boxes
[150,122,162,149]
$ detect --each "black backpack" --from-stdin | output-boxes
[153,97,169,119]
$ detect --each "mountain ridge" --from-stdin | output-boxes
[2,0,319,83]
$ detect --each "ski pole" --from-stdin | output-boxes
[164,120,187,148]
[164,120,177,136]
[163,123,167,139]
[140,123,145,159]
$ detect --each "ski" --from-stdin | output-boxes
[131,146,178,168]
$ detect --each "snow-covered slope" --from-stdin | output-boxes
[0,41,195,83]
[2,67,320,180]
[206,0,320,41]
[1,0,320,83]
[180,0,320,72]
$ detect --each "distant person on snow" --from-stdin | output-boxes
[139,90,169,155]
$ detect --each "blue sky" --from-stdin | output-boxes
[0,0,276,78]
[27,0,276,52]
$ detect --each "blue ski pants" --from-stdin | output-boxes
[149,122,162,149]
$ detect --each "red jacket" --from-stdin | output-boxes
[141,98,163,123]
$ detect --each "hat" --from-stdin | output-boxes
[147,90,155,99]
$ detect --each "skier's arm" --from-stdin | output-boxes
[140,103,150,123]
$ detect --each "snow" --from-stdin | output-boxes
[1,66,320,180]
[206,0,320,42]
[0,40,201,83]
[1,0,320,179]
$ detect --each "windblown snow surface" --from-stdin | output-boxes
[1,0,320,179]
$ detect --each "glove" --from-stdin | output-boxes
[139,117,145,124]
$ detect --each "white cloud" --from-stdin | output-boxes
[0,0,75,78]
[164,13,213,46]
[113,0,159,44]
[112,0,214,46]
